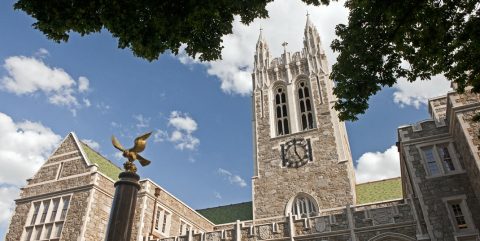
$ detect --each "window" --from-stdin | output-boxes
[40,201,50,223]
[420,143,460,177]
[49,199,59,222]
[443,196,475,234]
[154,207,171,236]
[179,220,192,235]
[274,86,290,136]
[22,195,70,241]
[297,80,315,131]
[451,203,468,229]
[422,147,440,175]
[30,203,40,226]
[60,198,69,220]
[288,194,318,218]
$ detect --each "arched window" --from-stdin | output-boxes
[289,194,318,218]
[274,86,290,135]
[297,80,315,130]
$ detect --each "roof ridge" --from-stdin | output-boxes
[197,201,252,211]
[356,176,401,185]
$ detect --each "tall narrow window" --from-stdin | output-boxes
[274,86,290,135]
[422,147,440,175]
[437,145,455,171]
[50,199,60,222]
[60,197,69,220]
[154,209,161,231]
[40,201,50,223]
[297,81,315,130]
[451,203,468,229]
[30,203,40,225]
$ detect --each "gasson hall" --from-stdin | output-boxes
[5,17,480,241]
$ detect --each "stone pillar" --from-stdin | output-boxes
[105,172,141,241]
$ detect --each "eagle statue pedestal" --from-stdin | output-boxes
[105,171,141,241]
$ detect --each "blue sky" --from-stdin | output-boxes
[0,0,452,238]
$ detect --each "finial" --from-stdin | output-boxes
[306,11,310,17]
[282,42,288,52]
[258,27,265,42]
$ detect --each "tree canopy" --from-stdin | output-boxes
[14,0,326,61]
[331,0,480,120]
[14,0,480,121]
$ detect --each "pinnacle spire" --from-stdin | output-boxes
[257,27,266,43]
[305,11,313,28]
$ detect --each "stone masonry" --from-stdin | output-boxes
[251,16,356,219]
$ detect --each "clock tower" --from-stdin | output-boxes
[251,16,356,219]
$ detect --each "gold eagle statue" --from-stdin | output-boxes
[112,132,152,173]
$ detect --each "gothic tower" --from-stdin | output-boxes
[251,16,356,219]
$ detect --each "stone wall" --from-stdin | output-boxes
[253,71,355,218]
[151,200,415,241]
[398,92,480,240]
[83,174,115,241]
[135,180,215,241]
[61,190,90,241]
[4,202,31,241]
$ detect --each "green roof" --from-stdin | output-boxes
[355,177,403,204]
[81,143,122,181]
[197,202,252,224]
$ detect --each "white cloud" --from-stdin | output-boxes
[393,75,452,108]
[0,112,60,229]
[0,186,20,229]
[167,111,200,150]
[0,54,91,112]
[217,168,247,187]
[133,114,150,129]
[0,112,61,186]
[83,98,91,107]
[175,0,348,95]
[153,129,168,143]
[355,145,401,183]
[214,191,222,199]
[168,111,198,133]
[78,77,89,93]
[81,139,100,150]
[35,48,49,58]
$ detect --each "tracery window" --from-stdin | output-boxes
[274,86,290,135]
[297,81,315,130]
[289,194,318,218]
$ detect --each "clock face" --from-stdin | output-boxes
[282,138,311,168]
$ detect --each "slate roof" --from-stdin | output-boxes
[80,143,122,181]
[195,178,403,224]
[355,177,403,204]
[196,202,253,224]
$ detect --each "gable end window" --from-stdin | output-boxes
[22,195,70,241]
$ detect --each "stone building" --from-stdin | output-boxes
[5,17,480,241]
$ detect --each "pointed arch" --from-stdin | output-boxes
[368,232,416,241]
[271,82,290,136]
[285,192,319,218]
[294,76,316,131]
